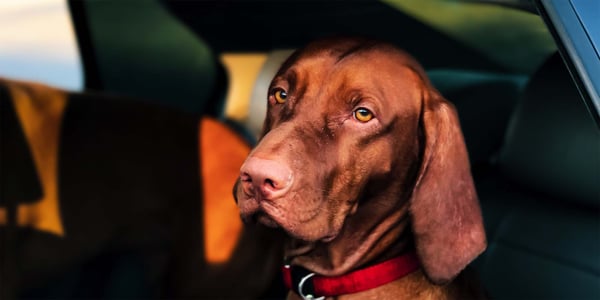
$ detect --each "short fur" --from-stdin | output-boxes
[234,37,487,299]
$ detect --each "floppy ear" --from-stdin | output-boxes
[410,88,486,284]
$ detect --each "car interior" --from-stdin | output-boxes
[1,0,598,299]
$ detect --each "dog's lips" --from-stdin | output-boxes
[321,234,338,243]
[237,194,283,228]
[237,194,260,221]
[256,200,287,228]
[256,212,280,228]
[259,199,343,243]
[237,190,342,242]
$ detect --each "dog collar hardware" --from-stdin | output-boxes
[283,251,420,299]
[297,272,325,300]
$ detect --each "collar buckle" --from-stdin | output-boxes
[298,272,324,300]
[288,265,325,300]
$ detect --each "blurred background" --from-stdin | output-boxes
[1,1,598,299]
[0,0,82,89]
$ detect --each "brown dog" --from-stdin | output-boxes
[234,37,487,300]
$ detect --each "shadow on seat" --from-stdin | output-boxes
[472,53,600,299]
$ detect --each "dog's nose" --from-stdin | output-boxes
[240,157,293,200]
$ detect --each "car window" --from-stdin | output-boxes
[384,0,557,74]
[0,0,82,90]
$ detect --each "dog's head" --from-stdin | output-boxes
[234,38,485,283]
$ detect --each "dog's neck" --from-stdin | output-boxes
[284,183,415,277]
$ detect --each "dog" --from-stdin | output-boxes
[234,37,487,300]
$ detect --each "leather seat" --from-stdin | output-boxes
[428,69,527,165]
[472,53,600,299]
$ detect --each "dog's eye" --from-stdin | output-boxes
[274,89,287,104]
[354,108,374,122]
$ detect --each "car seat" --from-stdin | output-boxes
[68,0,227,116]
[472,53,600,299]
[0,78,282,299]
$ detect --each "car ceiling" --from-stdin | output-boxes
[161,0,508,73]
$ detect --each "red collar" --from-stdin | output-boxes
[282,251,420,299]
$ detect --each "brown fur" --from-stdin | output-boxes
[234,37,487,299]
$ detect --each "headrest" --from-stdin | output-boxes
[498,53,599,208]
[428,69,526,164]
[246,49,295,137]
[83,0,221,115]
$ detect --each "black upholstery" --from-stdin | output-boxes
[428,69,527,165]
[70,0,226,116]
[497,55,599,207]
[0,89,42,205]
[473,53,600,299]
[0,85,206,298]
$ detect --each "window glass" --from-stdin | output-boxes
[0,0,82,90]
[384,0,557,74]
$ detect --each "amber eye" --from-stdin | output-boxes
[354,108,374,122]
[274,89,287,104]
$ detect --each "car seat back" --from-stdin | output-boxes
[70,0,226,116]
[474,53,600,299]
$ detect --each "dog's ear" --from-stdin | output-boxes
[409,88,486,284]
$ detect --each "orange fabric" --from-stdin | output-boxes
[0,79,67,237]
[0,79,249,262]
[200,118,248,263]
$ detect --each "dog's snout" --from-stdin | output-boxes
[240,157,293,200]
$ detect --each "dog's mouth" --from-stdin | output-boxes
[239,199,283,229]
[240,198,341,243]
[251,211,280,228]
